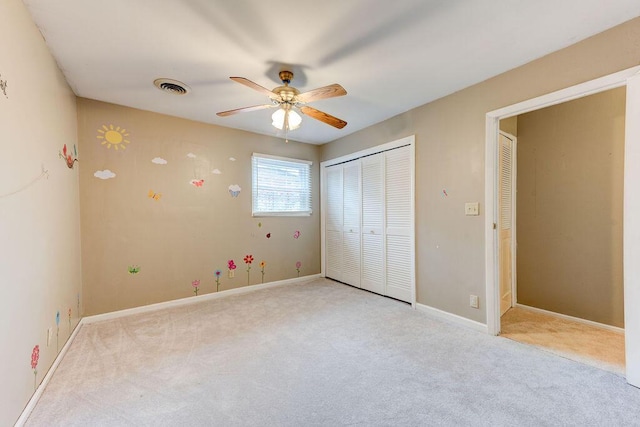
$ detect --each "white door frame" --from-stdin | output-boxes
[485,65,640,387]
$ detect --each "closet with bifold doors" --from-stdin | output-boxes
[322,136,415,304]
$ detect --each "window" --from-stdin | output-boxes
[252,153,312,216]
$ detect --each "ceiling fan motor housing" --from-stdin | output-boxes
[272,85,300,103]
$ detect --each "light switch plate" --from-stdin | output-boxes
[465,202,479,216]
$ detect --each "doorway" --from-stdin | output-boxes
[485,66,640,387]
[497,93,627,373]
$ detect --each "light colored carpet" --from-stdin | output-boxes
[500,306,625,376]
[26,278,640,426]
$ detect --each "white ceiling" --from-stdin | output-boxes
[23,0,640,145]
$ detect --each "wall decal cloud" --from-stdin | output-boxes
[151,157,167,165]
[94,169,116,180]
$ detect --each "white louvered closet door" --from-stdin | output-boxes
[342,161,361,287]
[385,146,413,302]
[361,153,385,295]
[325,166,343,281]
[499,133,514,316]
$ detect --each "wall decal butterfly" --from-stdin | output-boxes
[148,190,162,201]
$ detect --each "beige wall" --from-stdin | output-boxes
[500,116,518,136]
[0,0,82,424]
[77,99,321,315]
[516,88,625,327]
[321,17,640,324]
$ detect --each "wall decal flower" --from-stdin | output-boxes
[260,261,266,283]
[192,279,201,296]
[266,232,271,239]
[296,261,302,277]
[294,230,301,239]
[55,310,60,352]
[228,259,237,278]
[244,255,254,285]
[31,345,39,390]
[190,179,205,188]
[215,269,222,292]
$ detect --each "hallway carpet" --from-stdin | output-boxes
[26,279,640,426]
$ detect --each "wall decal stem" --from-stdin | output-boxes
[215,270,222,292]
[244,255,253,285]
[228,260,236,278]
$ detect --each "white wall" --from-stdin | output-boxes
[0,0,82,424]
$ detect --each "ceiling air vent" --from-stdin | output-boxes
[153,78,191,95]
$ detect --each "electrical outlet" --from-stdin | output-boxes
[228,270,234,279]
[47,327,53,346]
[470,295,479,309]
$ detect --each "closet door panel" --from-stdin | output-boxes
[326,230,343,280]
[386,235,412,302]
[325,167,343,281]
[361,154,385,294]
[385,146,413,302]
[361,233,384,294]
[342,162,361,287]
[342,232,361,287]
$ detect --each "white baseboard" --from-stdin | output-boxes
[415,303,488,334]
[15,274,321,425]
[15,320,84,427]
[83,274,321,324]
[515,303,625,334]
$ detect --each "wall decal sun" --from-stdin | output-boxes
[97,124,130,150]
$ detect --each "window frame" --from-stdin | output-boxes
[251,153,313,217]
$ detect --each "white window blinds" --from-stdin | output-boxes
[252,153,312,216]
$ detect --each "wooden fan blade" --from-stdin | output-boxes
[296,84,347,103]
[299,106,347,129]
[217,104,275,117]
[230,77,277,98]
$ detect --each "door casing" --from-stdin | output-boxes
[485,65,640,387]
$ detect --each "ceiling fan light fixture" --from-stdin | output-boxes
[272,108,302,130]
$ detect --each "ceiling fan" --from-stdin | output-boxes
[217,71,347,132]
